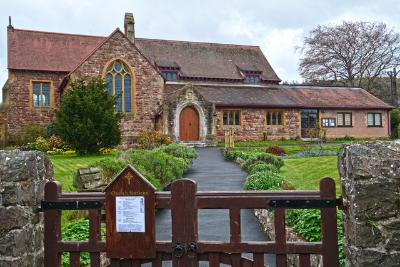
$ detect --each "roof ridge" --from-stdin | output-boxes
[136,37,260,48]
[12,28,106,39]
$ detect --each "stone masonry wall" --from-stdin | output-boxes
[215,108,301,141]
[339,141,400,266]
[0,150,53,267]
[70,30,164,148]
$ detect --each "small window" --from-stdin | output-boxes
[367,113,382,127]
[162,71,178,81]
[337,112,352,127]
[266,110,284,126]
[244,74,260,84]
[223,110,241,126]
[31,81,52,108]
[321,118,336,127]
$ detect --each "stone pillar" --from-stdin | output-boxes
[0,150,53,267]
[339,141,400,267]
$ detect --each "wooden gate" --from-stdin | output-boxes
[42,177,340,267]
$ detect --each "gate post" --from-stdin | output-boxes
[171,179,198,267]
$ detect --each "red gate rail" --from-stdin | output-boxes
[42,177,340,267]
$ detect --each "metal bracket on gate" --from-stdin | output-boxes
[269,198,341,208]
[39,200,103,211]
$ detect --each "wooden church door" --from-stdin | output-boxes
[179,106,200,141]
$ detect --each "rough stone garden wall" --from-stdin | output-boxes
[339,141,400,266]
[0,150,53,267]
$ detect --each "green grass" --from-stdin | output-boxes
[49,153,117,192]
[230,144,341,155]
[281,155,341,195]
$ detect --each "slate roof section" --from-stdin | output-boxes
[166,83,393,109]
[7,29,105,72]
[7,28,281,82]
[135,38,281,82]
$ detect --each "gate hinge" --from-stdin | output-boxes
[269,198,342,208]
[39,200,103,211]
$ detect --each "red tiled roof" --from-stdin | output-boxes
[7,28,281,82]
[166,83,393,109]
[8,29,105,72]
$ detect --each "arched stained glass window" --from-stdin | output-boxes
[104,59,133,113]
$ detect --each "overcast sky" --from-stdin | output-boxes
[1,0,400,102]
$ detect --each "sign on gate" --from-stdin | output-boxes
[104,165,156,259]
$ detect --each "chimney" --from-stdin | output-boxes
[7,16,14,32]
[124,12,135,43]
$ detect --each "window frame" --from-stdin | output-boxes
[161,70,179,81]
[265,110,284,126]
[337,112,352,127]
[102,57,136,113]
[321,118,336,128]
[29,80,54,110]
[367,112,383,127]
[222,109,242,126]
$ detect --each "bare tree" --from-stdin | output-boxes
[299,21,400,90]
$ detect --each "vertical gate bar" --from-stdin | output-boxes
[209,253,220,267]
[89,209,101,267]
[69,252,80,267]
[171,179,198,267]
[110,259,121,267]
[253,253,264,267]
[229,208,241,243]
[299,254,311,267]
[274,207,287,267]
[151,253,163,267]
[44,181,62,267]
[320,178,339,267]
[230,254,241,267]
[120,259,132,267]
[132,259,141,267]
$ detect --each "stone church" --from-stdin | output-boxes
[0,13,393,147]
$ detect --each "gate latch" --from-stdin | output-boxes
[187,242,197,258]
[172,241,185,258]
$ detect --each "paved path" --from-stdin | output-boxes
[154,148,275,267]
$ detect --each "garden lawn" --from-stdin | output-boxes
[281,155,341,195]
[49,153,117,192]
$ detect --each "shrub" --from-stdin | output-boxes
[128,150,187,186]
[281,182,296,190]
[7,124,46,146]
[266,145,286,155]
[61,219,106,267]
[224,149,263,161]
[51,78,122,154]
[137,130,172,149]
[244,171,285,190]
[157,143,198,164]
[241,153,284,172]
[248,163,278,175]
[48,135,63,150]
[27,136,49,151]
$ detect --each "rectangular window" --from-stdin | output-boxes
[244,74,260,84]
[162,71,178,80]
[321,118,336,127]
[266,110,284,126]
[31,81,52,108]
[367,113,382,127]
[337,112,352,127]
[223,110,241,126]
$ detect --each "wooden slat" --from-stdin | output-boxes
[44,181,62,267]
[320,178,340,267]
[299,254,311,267]
[253,253,264,267]
[209,253,220,267]
[89,209,101,267]
[110,258,120,267]
[230,254,241,267]
[275,208,287,267]
[171,179,198,267]
[151,253,163,267]
[120,259,132,267]
[69,252,80,267]
[230,208,241,243]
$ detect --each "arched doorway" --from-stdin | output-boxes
[179,106,200,141]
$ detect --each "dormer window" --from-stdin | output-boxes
[161,71,178,81]
[245,74,260,84]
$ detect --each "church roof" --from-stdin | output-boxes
[7,28,280,82]
[166,82,393,110]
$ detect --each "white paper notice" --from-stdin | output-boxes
[116,196,145,233]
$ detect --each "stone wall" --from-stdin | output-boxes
[339,141,400,266]
[0,150,53,267]
[215,108,300,141]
